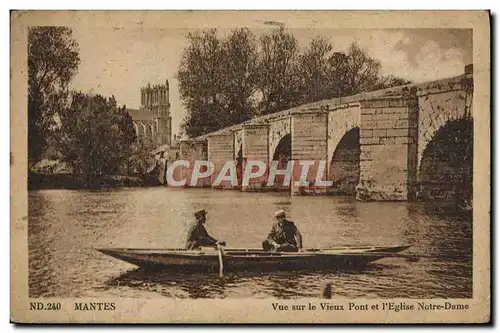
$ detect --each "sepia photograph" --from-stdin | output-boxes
[10,10,490,323]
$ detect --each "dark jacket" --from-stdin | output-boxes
[266,220,302,248]
[185,222,218,250]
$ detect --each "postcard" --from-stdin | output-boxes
[11,10,490,323]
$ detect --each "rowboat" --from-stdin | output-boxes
[97,245,412,273]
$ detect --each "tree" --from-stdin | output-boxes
[220,28,259,124]
[257,27,301,115]
[297,40,411,104]
[331,42,382,96]
[373,74,413,90]
[28,26,80,167]
[119,105,137,147]
[177,29,227,137]
[296,37,334,104]
[177,28,261,137]
[177,29,413,137]
[57,92,136,186]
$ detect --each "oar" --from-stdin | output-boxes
[337,252,444,262]
[217,243,224,277]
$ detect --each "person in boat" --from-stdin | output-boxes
[262,209,303,252]
[185,209,225,250]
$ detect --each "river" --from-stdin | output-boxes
[28,187,472,299]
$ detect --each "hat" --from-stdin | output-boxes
[274,209,286,218]
[194,209,207,218]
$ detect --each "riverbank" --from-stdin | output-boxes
[28,172,161,190]
[28,188,472,299]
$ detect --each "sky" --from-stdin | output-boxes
[68,18,472,137]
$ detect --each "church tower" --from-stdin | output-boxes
[139,79,172,146]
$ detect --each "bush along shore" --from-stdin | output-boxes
[28,172,162,190]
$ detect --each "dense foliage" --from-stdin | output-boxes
[177,27,411,138]
[28,26,80,166]
[28,27,140,186]
[57,92,137,185]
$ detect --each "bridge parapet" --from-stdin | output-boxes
[177,67,472,202]
[193,73,469,140]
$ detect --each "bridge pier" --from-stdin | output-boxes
[241,124,269,191]
[207,133,236,189]
[179,139,209,187]
[356,97,418,201]
[178,67,472,202]
[290,110,329,195]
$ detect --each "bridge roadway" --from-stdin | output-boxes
[177,65,473,201]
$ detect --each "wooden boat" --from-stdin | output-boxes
[97,245,412,273]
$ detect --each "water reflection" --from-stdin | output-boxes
[28,188,473,299]
[106,268,231,298]
[106,265,394,299]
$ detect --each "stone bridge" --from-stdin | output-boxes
[178,65,473,202]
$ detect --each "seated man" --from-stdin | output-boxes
[262,209,303,252]
[185,209,225,250]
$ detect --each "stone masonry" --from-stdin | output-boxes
[241,124,269,191]
[207,133,235,189]
[178,140,209,187]
[356,97,418,201]
[178,66,473,201]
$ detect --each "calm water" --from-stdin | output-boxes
[29,187,472,299]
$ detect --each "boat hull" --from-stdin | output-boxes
[97,245,410,273]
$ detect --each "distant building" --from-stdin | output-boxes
[170,134,181,160]
[151,134,180,161]
[127,80,172,147]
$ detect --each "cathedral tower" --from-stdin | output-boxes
[139,79,172,146]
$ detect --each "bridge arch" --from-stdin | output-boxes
[418,118,473,205]
[417,90,473,206]
[232,130,243,185]
[271,134,292,162]
[269,134,291,190]
[417,90,472,169]
[236,143,243,185]
[233,129,243,159]
[328,127,360,194]
[327,105,361,168]
[268,118,291,164]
